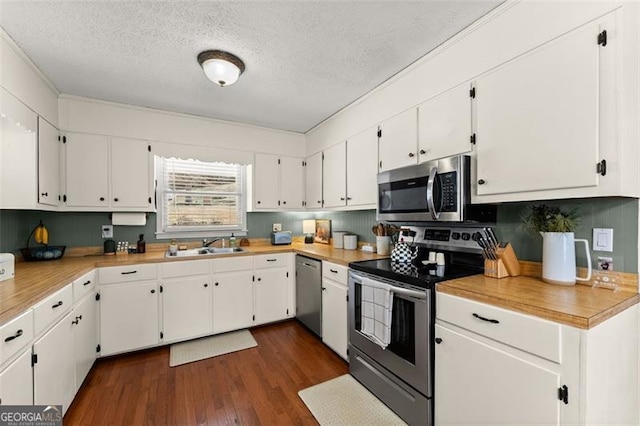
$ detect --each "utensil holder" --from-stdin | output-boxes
[484,259,509,278]
[496,243,521,277]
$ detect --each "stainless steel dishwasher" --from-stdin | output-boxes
[295,255,322,337]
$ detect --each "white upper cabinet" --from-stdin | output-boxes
[418,83,473,163]
[64,133,152,210]
[346,127,378,207]
[475,18,604,198]
[64,133,109,207]
[111,138,152,209]
[305,151,323,209]
[253,153,304,210]
[322,141,347,208]
[378,108,418,172]
[37,118,60,206]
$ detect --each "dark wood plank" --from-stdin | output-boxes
[64,320,348,425]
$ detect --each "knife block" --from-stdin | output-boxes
[484,243,520,279]
[484,259,509,278]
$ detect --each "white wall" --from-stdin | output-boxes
[305,1,623,154]
[59,95,305,158]
[0,30,59,126]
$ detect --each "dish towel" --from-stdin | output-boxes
[360,276,394,349]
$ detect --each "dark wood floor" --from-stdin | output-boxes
[64,320,348,425]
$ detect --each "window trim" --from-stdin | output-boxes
[155,157,248,240]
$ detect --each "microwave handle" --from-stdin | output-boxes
[426,166,440,220]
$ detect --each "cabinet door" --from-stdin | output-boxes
[321,279,347,360]
[162,277,212,342]
[38,117,60,206]
[379,108,418,172]
[253,153,280,209]
[254,268,288,325]
[435,324,562,425]
[33,312,75,414]
[305,152,323,209]
[100,281,159,356]
[73,292,98,392]
[475,20,601,196]
[346,127,378,207]
[322,141,347,208]
[280,156,304,209]
[65,133,109,207]
[0,348,33,405]
[212,271,253,334]
[418,83,472,162]
[111,137,151,208]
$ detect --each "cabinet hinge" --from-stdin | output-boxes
[597,159,607,176]
[252,315,255,321]
[95,293,101,301]
[160,285,164,293]
[62,136,67,144]
[160,332,164,339]
[558,385,569,405]
[379,161,382,169]
[63,194,67,203]
[58,195,61,201]
[31,353,38,366]
[469,87,476,98]
[58,136,61,142]
[286,308,289,315]
[346,348,349,356]
[278,200,281,206]
[96,344,101,353]
[470,134,477,145]
[252,275,255,282]
[302,161,306,166]
[278,158,281,165]
[148,197,152,204]
[286,272,289,278]
[377,129,382,138]
[147,145,151,152]
[322,153,325,160]
[346,295,349,302]
[598,30,607,47]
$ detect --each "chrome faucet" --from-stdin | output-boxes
[202,238,221,248]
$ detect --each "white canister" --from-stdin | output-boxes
[333,231,348,249]
[541,232,592,285]
[343,234,358,250]
[376,236,391,256]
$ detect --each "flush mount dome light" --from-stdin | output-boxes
[197,50,245,87]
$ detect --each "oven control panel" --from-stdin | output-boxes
[398,226,484,253]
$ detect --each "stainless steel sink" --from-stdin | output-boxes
[165,247,245,258]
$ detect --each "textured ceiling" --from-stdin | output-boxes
[0,1,501,133]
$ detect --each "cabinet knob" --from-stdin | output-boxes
[114,198,119,202]
[478,179,486,185]
[257,201,261,204]
[347,197,352,201]
[283,201,286,205]
[99,197,105,201]
[322,287,327,291]
[41,192,48,197]
[150,289,156,294]
[435,337,443,344]
[257,278,261,282]
[72,319,79,325]
[408,152,415,158]
[215,282,219,286]
[419,149,426,155]
[340,197,345,201]
[204,283,209,288]
[317,200,321,204]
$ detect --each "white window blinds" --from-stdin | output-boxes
[158,157,246,235]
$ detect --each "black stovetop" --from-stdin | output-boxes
[349,252,484,289]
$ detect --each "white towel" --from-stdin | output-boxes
[360,277,394,349]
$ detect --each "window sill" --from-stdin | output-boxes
[155,230,248,240]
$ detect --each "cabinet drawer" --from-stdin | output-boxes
[437,293,561,363]
[254,253,289,269]
[322,261,348,285]
[1,310,34,364]
[73,270,96,302]
[100,263,157,284]
[162,260,211,278]
[33,284,73,335]
[213,257,254,273]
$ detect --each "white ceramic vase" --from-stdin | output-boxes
[540,232,592,286]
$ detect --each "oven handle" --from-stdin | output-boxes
[391,286,427,300]
[426,166,440,220]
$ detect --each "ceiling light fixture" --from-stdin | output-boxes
[197,50,245,87]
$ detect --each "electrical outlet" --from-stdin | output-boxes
[102,225,113,239]
[273,223,282,232]
[597,256,613,271]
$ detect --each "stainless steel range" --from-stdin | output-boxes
[348,226,486,426]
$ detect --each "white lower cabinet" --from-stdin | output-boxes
[254,268,289,325]
[162,277,212,342]
[100,280,159,356]
[0,348,33,405]
[73,292,98,392]
[321,261,348,360]
[212,270,254,334]
[33,311,75,414]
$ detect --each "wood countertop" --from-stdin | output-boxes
[0,242,385,325]
[437,274,640,329]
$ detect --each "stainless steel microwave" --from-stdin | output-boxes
[377,155,496,223]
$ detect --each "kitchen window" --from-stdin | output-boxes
[155,157,247,239]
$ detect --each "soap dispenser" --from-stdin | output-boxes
[230,233,237,248]
[137,234,146,254]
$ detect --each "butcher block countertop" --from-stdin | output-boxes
[437,274,640,330]
[0,241,385,325]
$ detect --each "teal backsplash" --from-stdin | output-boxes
[1,198,637,272]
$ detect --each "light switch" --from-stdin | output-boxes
[592,228,613,252]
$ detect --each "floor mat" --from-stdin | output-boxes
[169,330,257,367]
[298,374,407,425]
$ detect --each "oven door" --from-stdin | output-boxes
[348,271,432,397]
